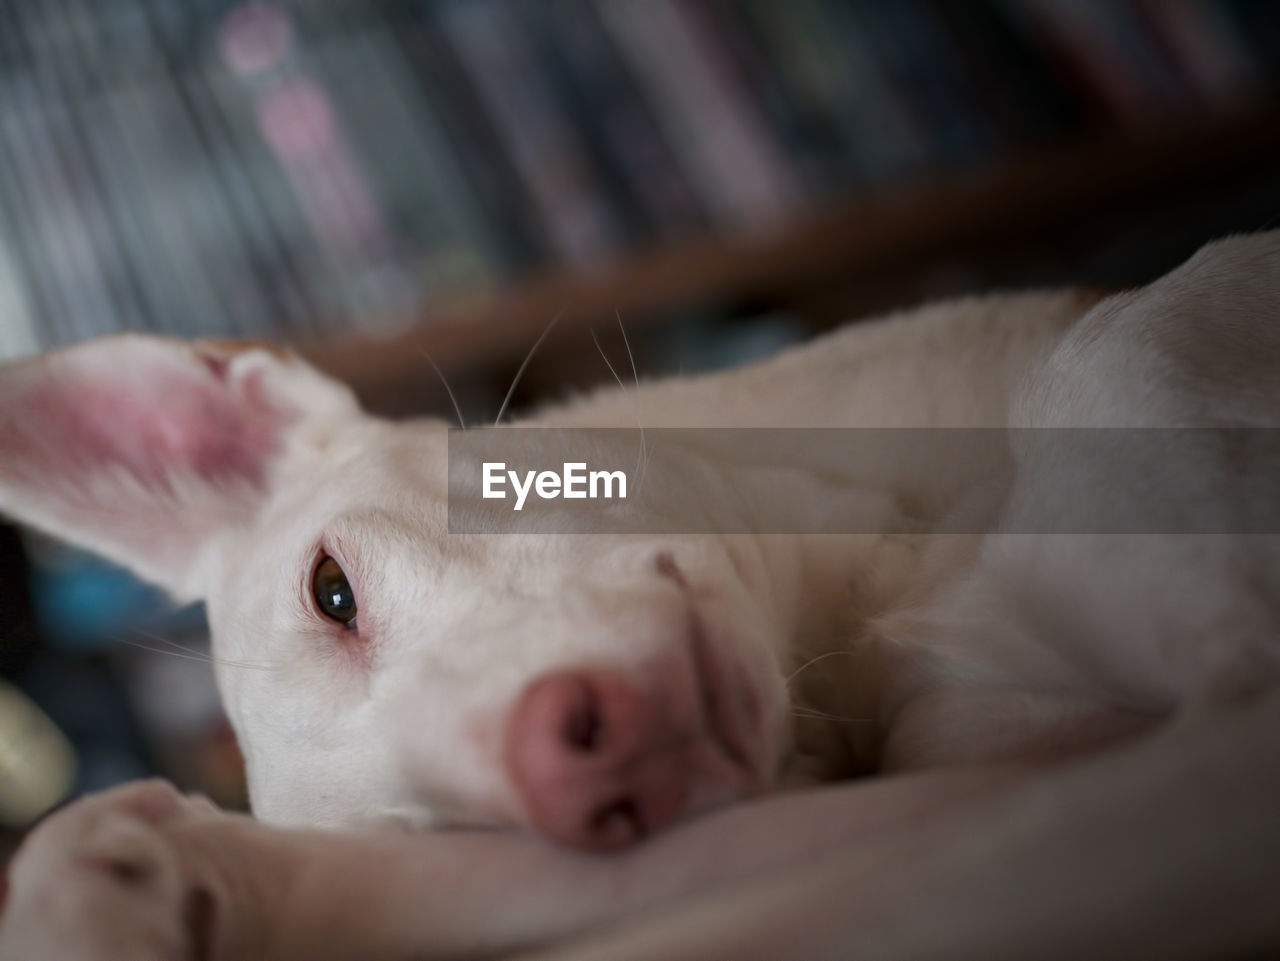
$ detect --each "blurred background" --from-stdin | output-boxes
[4,0,1280,862]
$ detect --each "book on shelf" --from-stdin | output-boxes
[1138,0,1265,105]
[0,223,39,362]
[853,1,1001,169]
[526,0,709,243]
[598,0,800,231]
[437,0,627,269]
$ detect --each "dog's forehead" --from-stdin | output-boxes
[268,419,654,573]
[206,412,678,694]
[214,417,641,643]
[251,419,447,539]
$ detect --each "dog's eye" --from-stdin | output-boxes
[313,556,357,626]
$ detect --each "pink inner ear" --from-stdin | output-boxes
[15,365,284,489]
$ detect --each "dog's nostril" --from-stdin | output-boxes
[591,798,645,846]
[508,669,696,849]
[564,689,603,753]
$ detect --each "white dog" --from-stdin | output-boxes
[0,233,1277,959]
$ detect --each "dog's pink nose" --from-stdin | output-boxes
[505,669,693,850]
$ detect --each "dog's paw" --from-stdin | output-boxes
[0,780,219,961]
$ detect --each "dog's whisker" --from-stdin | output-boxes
[494,302,570,426]
[422,348,466,430]
[791,708,876,725]
[616,308,641,393]
[130,628,210,654]
[591,317,650,496]
[130,628,275,670]
[785,649,866,686]
[111,632,275,673]
[110,635,216,664]
[615,308,650,492]
[591,327,628,393]
[615,309,650,489]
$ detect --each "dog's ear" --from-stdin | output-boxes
[0,336,361,601]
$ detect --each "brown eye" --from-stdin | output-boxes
[313,556,357,626]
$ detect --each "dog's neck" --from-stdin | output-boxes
[781,530,983,778]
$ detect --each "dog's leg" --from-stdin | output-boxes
[521,690,1280,961]
[0,764,1037,960]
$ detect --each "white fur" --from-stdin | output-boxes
[1,234,1277,959]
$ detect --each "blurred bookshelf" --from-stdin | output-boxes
[303,102,1280,410]
[2,1,1280,408]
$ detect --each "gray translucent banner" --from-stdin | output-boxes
[447,428,1280,534]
